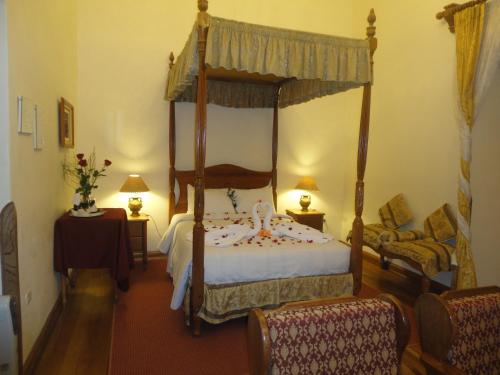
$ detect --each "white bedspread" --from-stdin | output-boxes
[158,213,350,309]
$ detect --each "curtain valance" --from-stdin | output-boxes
[166,16,372,108]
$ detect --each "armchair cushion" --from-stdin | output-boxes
[424,204,457,242]
[378,193,413,229]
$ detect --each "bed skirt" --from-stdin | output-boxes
[183,273,353,324]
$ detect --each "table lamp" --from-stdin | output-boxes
[119,174,150,216]
[294,176,319,211]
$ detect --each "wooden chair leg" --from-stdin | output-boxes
[380,255,390,270]
[450,265,458,290]
[421,275,431,293]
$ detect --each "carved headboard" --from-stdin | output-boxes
[171,164,274,219]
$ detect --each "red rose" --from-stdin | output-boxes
[104,159,112,166]
[78,159,88,167]
[76,153,84,160]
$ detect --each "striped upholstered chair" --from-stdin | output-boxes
[381,204,457,293]
[347,193,425,267]
[247,294,410,375]
[415,286,500,375]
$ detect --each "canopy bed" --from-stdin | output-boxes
[164,0,377,335]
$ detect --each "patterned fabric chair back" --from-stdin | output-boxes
[416,286,500,375]
[446,292,500,374]
[248,295,410,375]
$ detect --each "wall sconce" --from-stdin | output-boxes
[294,176,319,211]
[119,174,150,216]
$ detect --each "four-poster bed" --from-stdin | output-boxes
[164,0,377,335]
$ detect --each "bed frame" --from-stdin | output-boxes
[168,1,377,335]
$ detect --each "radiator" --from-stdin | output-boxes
[0,295,18,375]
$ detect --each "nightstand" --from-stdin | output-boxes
[127,214,149,270]
[286,209,324,232]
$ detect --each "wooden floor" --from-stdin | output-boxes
[35,270,114,375]
[35,255,427,374]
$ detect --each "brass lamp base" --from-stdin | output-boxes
[128,196,143,216]
[299,194,311,211]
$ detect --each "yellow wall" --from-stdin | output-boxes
[0,0,8,293]
[0,0,9,214]
[352,0,500,286]
[76,0,364,243]
[6,0,77,359]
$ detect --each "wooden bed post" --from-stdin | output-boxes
[272,88,280,210]
[192,0,209,336]
[350,9,377,295]
[168,52,176,223]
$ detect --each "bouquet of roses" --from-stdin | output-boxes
[63,151,112,213]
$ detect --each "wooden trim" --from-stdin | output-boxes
[0,202,23,373]
[247,309,271,375]
[363,251,450,294]
[23,293,63,375]
[350,9,377,296]
[436,0,487,33]
[440,285,499,300]
[377,293,411,362]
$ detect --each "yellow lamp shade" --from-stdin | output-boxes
[294,176,319,192]
[120,175,149,216]
[119,174,150,193]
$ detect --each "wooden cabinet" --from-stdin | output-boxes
[127,215,149,270]
[285,209,324,232]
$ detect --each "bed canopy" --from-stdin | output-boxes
[166,15,373,108]
[166,0,377,335]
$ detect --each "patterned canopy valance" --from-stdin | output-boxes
[166,16,372,108]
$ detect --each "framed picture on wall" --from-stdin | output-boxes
[59,97,74,148]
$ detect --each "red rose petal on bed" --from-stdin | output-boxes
[307,240,313,243]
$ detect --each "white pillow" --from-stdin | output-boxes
[234,186,276,214]
[187,185,235,214]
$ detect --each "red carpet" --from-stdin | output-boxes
[109,258,417,375]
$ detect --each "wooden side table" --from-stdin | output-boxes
[286,209,325,232]
[128,215,149,270]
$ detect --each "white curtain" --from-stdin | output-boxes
[475,0,500,110]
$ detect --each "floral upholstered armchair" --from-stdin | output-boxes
[415,286,500,375]
[247,294,410,375]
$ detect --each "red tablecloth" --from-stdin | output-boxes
[54,208,133,290]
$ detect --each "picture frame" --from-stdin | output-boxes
[59,97,74,148]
